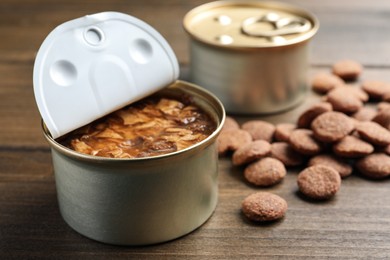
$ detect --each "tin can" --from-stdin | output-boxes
[42,80,225,245]
[183,0,319,114]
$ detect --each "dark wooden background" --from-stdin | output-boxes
[1,0,390,258]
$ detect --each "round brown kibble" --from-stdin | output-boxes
[232,140,271,166]
[297,165,341,200]
[327,87,363,113]
[217,129,252,155]
[361,80,390,100]
[271,142,305,167]
[244,157,286,187]
[221,116,240,132]
[241,192,287,222]
[356,153,390,179]
[241,120,275,142]
[382,92,390,102]
[377,102,390,112]
[274,123,296,142]
[289,129,323,155]
[311,72,344,94]
[311,111,355,142]
[373,109,390,130]
[297,102,333,129]
[308,154,352,178]
[342,85,369,102]
[355,121,390,146]
[351,107,377,122]
[332,59,363,81]
[378,144,390,155]
[333,135,374,158]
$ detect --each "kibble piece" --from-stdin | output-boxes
[242,120,275,142]
[241,192,287,222]
[274,123,296,142]
[271,142,305,167]
[308,154,352,178]
[232,140,271,166]
[289,129,323,155]
[327,87,363,113]
[217,129,252,155]
[356,153,390,179]
[351,107,377,122]
[297,102,333,128]
[333,135,374,158]
[355,121,390,146]
[382,92,390,102]
[378,144,390,155]
[373,109,390,130]
[311,111,355,143]
[332,59,363,81]
[221,116,240,132]
[311,72,344,94]
[344,85,370,102]
[297,165,341,200]
[377,102,390,112]
[244,157,286,187]
[361,80,390,100]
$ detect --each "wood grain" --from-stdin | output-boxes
[1,0,390,258]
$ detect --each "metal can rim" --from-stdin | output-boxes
[42,80,226,163]
[183,0,320,50]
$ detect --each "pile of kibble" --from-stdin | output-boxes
[218,59,390,223]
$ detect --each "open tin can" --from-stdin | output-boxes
[33,12,225,245]
[184,0,319,114]
[42,81,225,245]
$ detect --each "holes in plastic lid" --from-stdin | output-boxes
[84,27,104,45]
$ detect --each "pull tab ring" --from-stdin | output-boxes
[241,13,311,38]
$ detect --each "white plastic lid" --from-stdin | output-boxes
[33,12,179,139]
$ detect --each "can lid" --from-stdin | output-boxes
[183,1,319,49]
[33,12,179,139]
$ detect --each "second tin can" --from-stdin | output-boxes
[184,0,319,114]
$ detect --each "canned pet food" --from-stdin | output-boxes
[33,12,226,245]
[43,80,225,245]
[184,0,319,114]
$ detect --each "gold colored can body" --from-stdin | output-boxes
[184,1,319,114]
[43,81,225,245]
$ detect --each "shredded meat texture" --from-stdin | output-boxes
[60,96,216,158]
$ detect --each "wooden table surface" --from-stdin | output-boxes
[1,0,390,259]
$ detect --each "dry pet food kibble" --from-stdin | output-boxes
[289,129,323,155]
[311,111,355,142]
[242,120,275,142]
[351,107,377,122]
[311,72,344,94]
[274,123,296,142]
[271,142,305,167]
[232,140,271,166]
[332,135,374,158]
[355,121,390,146]
[356,153,390,179]
[241,192,287,222]
[244,157,286,187]
[297,165,341,200]
[327,87,363,113]
[218,58,390,226]
[308,154,352,178]
[332,59,362,81]
[217,129,252,155]
[361,80,390,100]
[297,102,332,128]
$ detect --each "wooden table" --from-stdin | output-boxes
[1,0,390,258]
